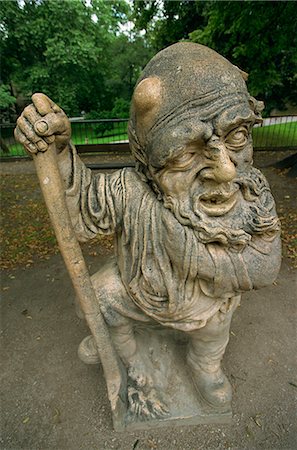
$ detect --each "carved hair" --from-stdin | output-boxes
[162,167,280,247]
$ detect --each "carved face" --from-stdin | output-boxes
[149,104,255,218]
[128,43,278,245]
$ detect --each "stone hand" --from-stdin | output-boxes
[14,93,71,154]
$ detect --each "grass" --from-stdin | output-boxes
[71,121,128,145]
[1,120,296,158]
[252,121,297,148]
[1,122,129,157]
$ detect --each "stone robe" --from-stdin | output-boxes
[64,147,281,332]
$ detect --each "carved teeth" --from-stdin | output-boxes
[200,189,238,206]
[201,195,228,205]
[195,190,239,216]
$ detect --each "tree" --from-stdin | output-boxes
[132,0,297,114]
[106,34,154,102]
[132,0,206,50]
[0,84,16,124]
[0,0,129,116]
[189,1,297,114]
[0,85,16,110]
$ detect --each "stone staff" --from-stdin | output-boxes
[18,116,125,430]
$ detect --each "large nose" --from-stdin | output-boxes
[201,140,236,183]
[213,145,236,182]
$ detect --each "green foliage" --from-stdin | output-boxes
[2,0,295,119]
[133,0,206,50]
[85,97,130,136]
[105,34,154,101]
[0,85,16,109]
[133,0,297,115]
[189,1,297,114]
[0,0,130,116]
[111,98,131,118]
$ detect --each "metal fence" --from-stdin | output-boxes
[0,118,130,159]
[252,116,297,150]
[1,116,296,160]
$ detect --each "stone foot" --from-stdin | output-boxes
[127,361,170,421]
[188,362,232,410]
[78,335,100,365]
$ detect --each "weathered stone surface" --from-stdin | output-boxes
[15,42,281,430]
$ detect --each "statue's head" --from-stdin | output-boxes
[129,43,278,245]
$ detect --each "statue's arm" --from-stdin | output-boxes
[58,143,124,241]
[241,231,282,289]
[224,231,282,293]
[203,230,281,297]
[14,93,124,242]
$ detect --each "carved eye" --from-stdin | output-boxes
[225,126,249,150]
[169,151,196,171]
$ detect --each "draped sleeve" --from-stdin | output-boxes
[200,230,281,298]
[63,144,125,242]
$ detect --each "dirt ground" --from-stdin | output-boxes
[0,151,296,449]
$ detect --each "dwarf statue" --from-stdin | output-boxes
[15,43,281,423]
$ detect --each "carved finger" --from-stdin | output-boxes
[129,402,137,416]
[127,388,138,414]
[140,403,151,418]
[163,405,170,414]
[135,403,141,418]
[14,127,38,154]
[133,402,140,417]
[44,135,55,143]
[22,104,42,126]
[149,402,162,417]
[138,392,153,419]
[34,112,68,137]
[147,390,170,416]
[32,93,61,116]
[154,403,170,417]
[154,396,170,413]
[16,116,47,151]
[155,400,170,415]
[137,403,147,419]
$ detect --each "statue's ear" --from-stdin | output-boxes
[132,77,162,144]
[233,64,249,81]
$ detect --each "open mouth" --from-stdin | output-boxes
[197,189,239,216]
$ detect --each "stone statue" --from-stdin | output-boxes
[15,43,281,429]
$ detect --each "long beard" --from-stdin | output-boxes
[162,167,280,247]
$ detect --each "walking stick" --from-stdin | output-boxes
[32,141,126,430]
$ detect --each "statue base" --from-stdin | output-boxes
[111,326,232,431]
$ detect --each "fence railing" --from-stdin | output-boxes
[252,116,297,150]
[1,116,296,159]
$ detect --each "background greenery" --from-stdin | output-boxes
[1,0,296,121]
